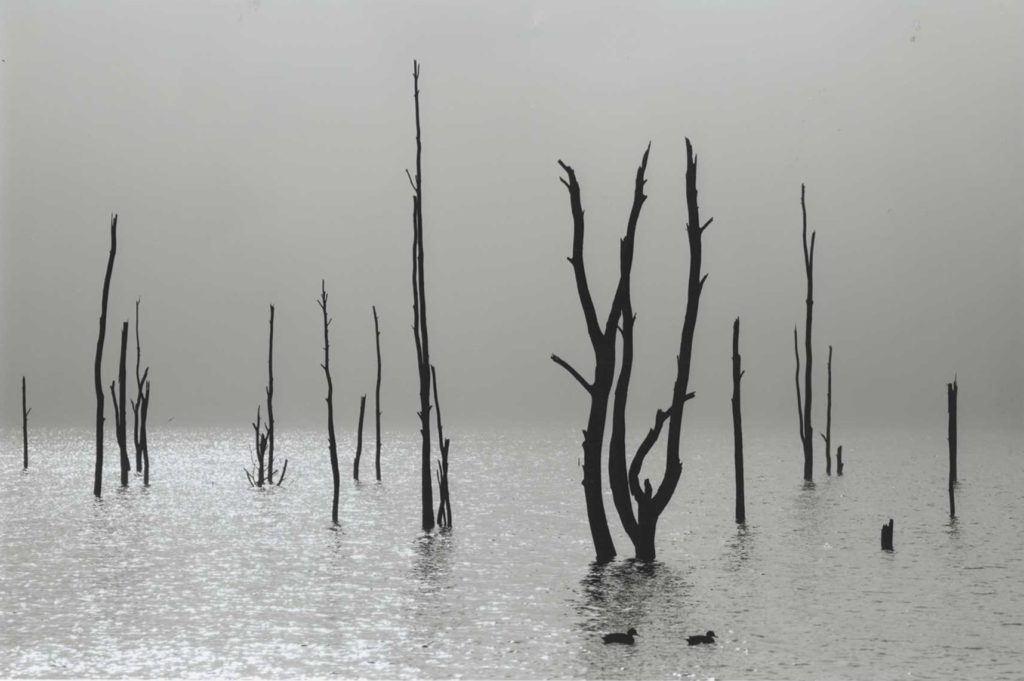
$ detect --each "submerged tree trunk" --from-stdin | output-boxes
[408,60,435,531]
[318,281,339,524]
[948,376,957,518]
[94,215,117,498]
[431,365,451,528]
[132,297,149,472]
[373,306,382,482]
[881,518,894,551]
[837,445,844,475]
[140,381,150,486]
[22,376,30,470]
[793,186,816,481]
[821,345,833,476]
[111,322,130,487]
[354,395,366,481]
[732,318,745,524]
[266,305,276,485]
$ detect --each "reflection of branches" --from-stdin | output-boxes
[411,532,454,591]
[574,560,689,638]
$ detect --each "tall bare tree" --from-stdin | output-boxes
[131,298,150,472]
[22,376,30,470]
[821,345,833,475]
[732,317,745,524]
[94,215,117,498]
[431,364,451,528]
[266,305,276,484]
[793,185,816,481]
[607,139,712,561]
[318,281,340,524]
[354,395,366,481]
[948,376,958,518]
[373,306,383,482]
[110,321,130,487]
[408,60,435,530]
[552,145,652,562]
[140,380,151,486]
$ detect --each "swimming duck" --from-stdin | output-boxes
[602,628,638,644]
[686,630,716,645]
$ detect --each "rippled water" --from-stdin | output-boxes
[1,425,1021,679]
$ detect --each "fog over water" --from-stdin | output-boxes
[1,1,1021,432]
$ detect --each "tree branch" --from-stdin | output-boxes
[551,354,592,393]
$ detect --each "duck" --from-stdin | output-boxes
[686,630,716,645]
[602,628,638,644]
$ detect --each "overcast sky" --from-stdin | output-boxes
[1,1,1021,435]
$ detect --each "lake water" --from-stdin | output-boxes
[1,424,1021,679]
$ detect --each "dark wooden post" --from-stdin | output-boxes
[318,281,339,524]
[373,306,382,482]
[881,518,894,551]
[408,60,435,530]
[732,318,745,524]
[22,376,30,469]
[266,305,276,485]
[821,345,832,475]
[793,186,816,481]
[354,395,366,481]
[948,376,957,518]
[836,445,844,475]
[110,321,130,487]
[94,215,117,498]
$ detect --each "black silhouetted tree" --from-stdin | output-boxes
[793,185,816,481]
[606,140,712,561]
[110,321,130,487]
[408,60,435,531]
[732,318,745,524]
[552,147,650,562]
[94,214,117,498]
[266,305,277,484]
[431,365,451,528]
[948,376,957,518]
[131,298,150,473]
[837,445,844,475]
[373,306,382,482]
[820,345,833,476]
[354,395,366,481]
[245,406,269,487]
[318,281,340,523]
[22,376,30,470]
[140,381,151,485]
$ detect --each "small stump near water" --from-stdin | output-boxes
[880,518,894,551]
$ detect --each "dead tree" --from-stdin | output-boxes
[140,381,151,486]
[94,214,117,498]
[948,376,957,518]
[408,60,435,530]
[109,321,130,487]
[354,395,366,481]
[131,298,150,472]
[837,445,844,475]
[881,518,894,551]
[607,140,712,561]
[431,365,451,528]
[553,147,651,562]
[373,306,382,482]
[820,345,833,475]
[318,281,339,523]
[732,318,745,524]
[266,305,276,484]
[22,376,30,470]
[793,185,816,481]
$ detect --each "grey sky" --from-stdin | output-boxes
[1,0,1021,433]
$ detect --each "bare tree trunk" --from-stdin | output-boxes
[794,186,816,481]
[22,376,30,470]
[373,306,382,482]
[111,322,130,486]
[431,365,451,528]
[821,345,832,476]
[408,60,434,531]
[132,297,148,472]
[354,395,366,481]
[881,518,894,551]
[837,445,844,475]
[554,146,651,562]
[266,305,275,485]
[94,215,117,498]
[318,281,339,524]
[948,376,957,518]
[141,381,150,486]
[732,318,745,524]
